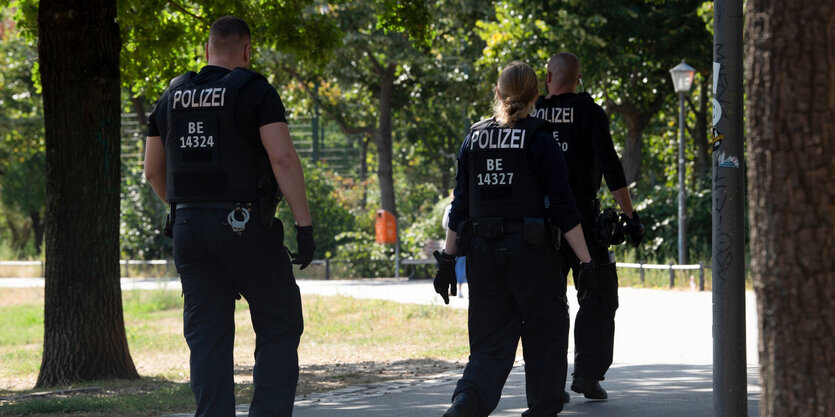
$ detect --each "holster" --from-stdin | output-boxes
[523,217,545,246]
[163,203,175,238]
[256,175,283,230]
[455,220,471,256]
[548,218,562,250]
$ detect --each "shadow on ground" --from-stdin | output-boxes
[290,363,761,417]
[233,358,465,398]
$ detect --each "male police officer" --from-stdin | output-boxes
[144,16,314,417]
[436,61,596,417]
[533,52,644,400]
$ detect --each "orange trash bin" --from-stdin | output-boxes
[375,209,397,244]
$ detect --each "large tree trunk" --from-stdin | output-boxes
[37,0,138,386]
[620,108,647,186]
[746,1,835,416]
[375,64,397,216]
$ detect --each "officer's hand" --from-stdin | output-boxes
[292,225,316,269]
[624,212,645,247]
[432,250,457,304]
[576,261,597,307]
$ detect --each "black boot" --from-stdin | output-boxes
[571,377,608,400]
[443,392,474,417]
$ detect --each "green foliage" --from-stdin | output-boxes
[374,0,435,50]
[0,0,726,267]
[0,152,45,217]
[277,159,357,260]
[629,178,712,263]
[0,8,45,258]
[120,139,172,260]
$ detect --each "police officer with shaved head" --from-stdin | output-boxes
[534,52,644,401]
[144,16,315,417]
[435,61,597,417]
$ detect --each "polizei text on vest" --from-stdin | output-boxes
[470,128,527,150]
[173,88,227,109]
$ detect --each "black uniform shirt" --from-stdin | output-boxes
[148,65,287,144]
[534,93,627,202]
[447,117,581,234]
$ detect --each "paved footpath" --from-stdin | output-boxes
[1,277,761,416]
[288,279,761,417]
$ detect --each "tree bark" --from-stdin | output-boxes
[619,107,648,186]
[375,64,397,216]
[130,95,147,128]
[37,0,138,386]
[746,1,835,416]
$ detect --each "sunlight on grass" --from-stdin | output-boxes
[0,288,470,416]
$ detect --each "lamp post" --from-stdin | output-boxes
[669,60,695,265]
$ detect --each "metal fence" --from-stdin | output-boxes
[1,260,707,289]
[616,262,706,290]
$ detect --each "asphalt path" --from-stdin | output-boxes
[2,277,761,416]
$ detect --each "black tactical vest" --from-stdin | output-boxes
[162,68,266,203]
[534,93,598,200]
[466,117,550,219]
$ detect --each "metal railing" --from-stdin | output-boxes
[616,262,706,290]
[1,259,708,289]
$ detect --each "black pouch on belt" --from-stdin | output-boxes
[523,217,545,246]
[163,203,175,239]
[474,217,503,239]
[455,220,472,255]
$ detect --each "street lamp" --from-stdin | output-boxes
[669,60,695,265]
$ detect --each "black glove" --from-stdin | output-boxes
[623,211,645,247]
[576,260,597,307]
[432,250,457,304]
[291,225,316,269]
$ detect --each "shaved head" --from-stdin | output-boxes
[547,52,580,92]
[208,16,251,57]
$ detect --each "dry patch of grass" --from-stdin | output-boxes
[0,288,469,416]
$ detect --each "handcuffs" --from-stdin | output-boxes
[227,205,251,233]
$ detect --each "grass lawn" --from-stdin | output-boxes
[0,286,469,416]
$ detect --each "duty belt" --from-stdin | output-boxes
[175,202,253,233]
[470,217,526,238]
[176,202,251,210]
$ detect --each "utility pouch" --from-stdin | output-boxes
[163,203,175,238]
[256,175,282,230]
[594,208,620,246]
[455,220,472,255]
[474,217,502,239]
[548,219,562,250]
[523,217,545,246]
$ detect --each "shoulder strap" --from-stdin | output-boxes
[168,71,196,90]
[470,117,496,131]
[223,68,267,90]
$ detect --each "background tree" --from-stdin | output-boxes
[746,1,835,415]
[476,0,712,185]
[36,0,138,385]
[0,9,45,257]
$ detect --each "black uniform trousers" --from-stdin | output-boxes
[173,207,304,417]
[560,211,619,381]
[453,231,569,417]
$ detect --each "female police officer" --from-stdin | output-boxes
[434,61,596,417]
